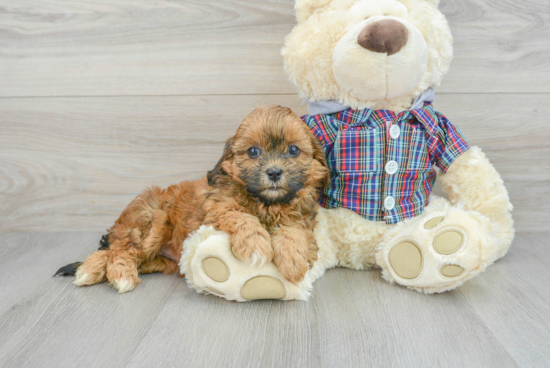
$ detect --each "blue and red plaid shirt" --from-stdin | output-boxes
[302,102,470,224]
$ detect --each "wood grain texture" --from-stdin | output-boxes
[0,234,181,368]
[440,0,550,93]
[0,0,549,97]
[0,0,296,97]
[123,285,321,368]
[312,270,517,368]
[1,233,549,367]
[458,235,550,367]
[0,232,99,315]
[1,94,548,232]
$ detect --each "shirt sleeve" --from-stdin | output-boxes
[428,113,470,172]
[301,114,339,155]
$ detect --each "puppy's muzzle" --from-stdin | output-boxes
[266,168,283,183]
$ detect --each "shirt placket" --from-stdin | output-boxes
[382,111,407,223]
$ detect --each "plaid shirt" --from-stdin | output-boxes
[302,102,470,224]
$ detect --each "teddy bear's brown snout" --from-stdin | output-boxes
[357,19,409,56]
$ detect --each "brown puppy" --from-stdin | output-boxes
[59,106,329,293]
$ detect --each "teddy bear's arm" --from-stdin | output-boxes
[438,146,514,259]
[429,114,471,172]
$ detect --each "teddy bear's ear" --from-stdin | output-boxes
[295,0,332,22]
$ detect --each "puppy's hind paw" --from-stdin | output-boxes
[112,277,141,294]
[74,272,90,287]
[73,262,108,287]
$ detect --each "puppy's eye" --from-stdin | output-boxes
[288,145,300,157]
[247,147,261,158]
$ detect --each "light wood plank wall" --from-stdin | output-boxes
[0,0,548,232]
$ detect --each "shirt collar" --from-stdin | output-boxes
[307,88,438,135]
[306,88,435,115]
[409,102,438,136]
[336,108,374,128]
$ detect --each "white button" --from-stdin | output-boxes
[385,160,398,175]
[384,196,395,211]
[390,124,400,139]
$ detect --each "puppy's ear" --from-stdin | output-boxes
[310,134,327,168]
[207,137,234,186]
[307,131,330,188]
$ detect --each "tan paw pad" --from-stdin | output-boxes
[424,216,445,229]
[440,265,464,277]
[433,230,464,255]
[388,241,423,279]
[202,257,230,282]
[241,276,286,300]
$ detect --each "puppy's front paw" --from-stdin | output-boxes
[231,225,273,266]
[274,252,308,285]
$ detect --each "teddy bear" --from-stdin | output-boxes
[179,0,514,301]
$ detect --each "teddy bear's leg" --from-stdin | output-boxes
[179,214,338,302]
[437,146,514,258]
[376,147,514,293]
[376,196,497,293]
[315,207,389,270]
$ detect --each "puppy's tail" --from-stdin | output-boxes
[54,262,83,277]
[54,233,111,286]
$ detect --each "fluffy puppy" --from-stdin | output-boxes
[55,106,329,293]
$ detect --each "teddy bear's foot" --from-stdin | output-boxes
[388,225,465,279]
[378,201,499,293]
[179,226,325,302]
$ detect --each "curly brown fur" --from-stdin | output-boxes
[66,106,329,293]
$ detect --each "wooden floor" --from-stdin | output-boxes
[1,0,550,367]
[0,233,548,367]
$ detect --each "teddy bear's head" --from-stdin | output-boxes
[282,0,453,112]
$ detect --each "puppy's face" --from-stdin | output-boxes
[208,106,328,206]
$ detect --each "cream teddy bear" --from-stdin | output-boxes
[180,0,514,301]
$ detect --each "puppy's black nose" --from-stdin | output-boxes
[266,168,283,182]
